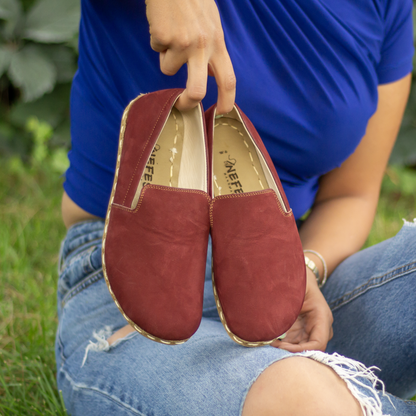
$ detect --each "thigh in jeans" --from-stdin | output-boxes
[55,222,416,416]
[323,220,416,398]
[55,221,141,413]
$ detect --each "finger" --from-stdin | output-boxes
[150,34,168,53]
[272,339,324,353]
[159,48,186,76]
[273,319,331,352]
[175,56,208,112]
[209,52,236,114]
[208,63,215,77]
[271,330,307,347]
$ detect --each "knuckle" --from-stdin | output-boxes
[150,29,171,46]
[224,73,236,91]
[196,32,208,49]
[187,86,206,102]
[160,66,176,76]
[175,33,192,51]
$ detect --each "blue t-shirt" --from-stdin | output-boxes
[65,0,414,219]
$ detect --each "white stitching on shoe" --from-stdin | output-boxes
[214,121,265,191]
[169,111,180,187]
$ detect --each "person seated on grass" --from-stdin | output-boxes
[58,0,416,414]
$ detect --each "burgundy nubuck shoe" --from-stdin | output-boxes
[102,89,210,345]
[205,104,306,347]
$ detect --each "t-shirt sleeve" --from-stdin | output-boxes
[377,0,414,84]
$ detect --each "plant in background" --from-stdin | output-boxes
[0,0,79,160]
[0,0,415,169]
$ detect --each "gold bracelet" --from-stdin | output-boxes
[303,250,328,288]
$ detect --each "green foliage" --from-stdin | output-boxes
[390,81,416,167]
[0,0,78,160]
[0,0,79,100]
[8,44,57,102]
[24,0,81,43]
[1,0,416,167]
[0,353,67,415]
[24,115,69,172]
[388,3,416,167]
[26,116,52,164]
[383,165,416,197]
[364,166,416,248]
[0,161,67,414]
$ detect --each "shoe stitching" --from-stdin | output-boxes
[328,261,416,311]
[214,121,266,193]
[210,190,292,229]
[235,106,290,211]
[112,185,211,214]
[169,112,179,187]
[121,90,180,206]
[104,176,209,344]
[213,174,222,196]
[101,208,192,346]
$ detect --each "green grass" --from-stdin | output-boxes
[364,166,416,247]
[0,161,67,415]
[0,161,415,413]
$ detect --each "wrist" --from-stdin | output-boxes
[305,268,320,291]
[303,249,328,288]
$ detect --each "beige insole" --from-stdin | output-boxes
[213,117,268,197]
[131,108,184,208]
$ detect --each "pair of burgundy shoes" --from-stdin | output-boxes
[102,89,306,347]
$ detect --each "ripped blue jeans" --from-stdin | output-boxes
[55,219,416,415]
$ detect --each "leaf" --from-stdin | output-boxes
[0,44,14,76]
[39,44,77,82]
[0,0,22,38]
[9,83,71,128]
[23,0,80,43]
[66,35,78,53]
[8,44,57,102]
[26,116,53,165]
[50,148,69,174]
[0,0,21,21]
[6,155,26,175]
[50,118,71,148]
[0,120,31,157]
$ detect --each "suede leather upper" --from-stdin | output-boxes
[103,90,210,342]
[106,186,210,341]
[113,89,184,208]
[210,191,305,342]
[206,105,306,343]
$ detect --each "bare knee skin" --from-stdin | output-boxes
[242,357,362,416]
[107,324,135,345]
